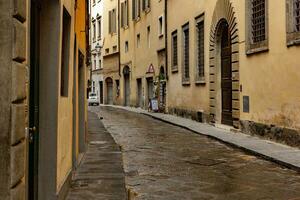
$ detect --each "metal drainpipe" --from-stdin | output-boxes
[118,0,121,77]
[164,0,168,80]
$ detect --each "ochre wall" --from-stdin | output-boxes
[167,0,300,130]
[56,0,74,192]
[119,0,165,107]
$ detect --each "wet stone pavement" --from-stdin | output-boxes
[93,106,300,200]
[66,112,127,200]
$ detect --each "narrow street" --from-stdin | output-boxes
[90,106,300,200]
[66,112,127,200]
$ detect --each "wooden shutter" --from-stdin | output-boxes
[121,2,124,27]
[132,0,136,20]
[108,10,112,33]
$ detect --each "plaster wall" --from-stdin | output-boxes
[119,0,165,107]
[56,0,75,192]
[167,0,300,130]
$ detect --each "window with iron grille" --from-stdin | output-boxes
[171,31,178,71]
[246,0,268,54]
[294,0,300,31]
[196,16,204,80]
[251,0,266,43]
[182,24,190,82]
[286,0,300,46]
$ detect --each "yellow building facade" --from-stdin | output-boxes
[102,0,121,105]
[99,0,300,146]
[118,0,167,109]
[166,0,300,146]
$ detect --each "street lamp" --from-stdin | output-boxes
[95,43,102,53]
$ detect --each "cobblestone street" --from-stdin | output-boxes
[92,106,300,200]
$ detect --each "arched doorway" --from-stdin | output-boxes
[123,66,130,106]
[106,77,113,105]
[209,0,240,128]
[219,21,233,126]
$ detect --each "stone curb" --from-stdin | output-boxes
[101,105,300,172]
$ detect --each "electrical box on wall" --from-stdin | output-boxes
[243,96,250,113]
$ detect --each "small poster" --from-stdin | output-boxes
[151,99,159,112]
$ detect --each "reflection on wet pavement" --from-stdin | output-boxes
[94,106,300,200]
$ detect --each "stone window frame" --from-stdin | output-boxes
[171,30,178,73]
[182,22,190,85]
[245,0,269,55]
[158,15,164,38]
[195,13,205,84]
[286,0,300,46]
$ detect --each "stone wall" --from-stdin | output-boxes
[0,0,27,199]
[168,107,210,123]
[240,120,300,148]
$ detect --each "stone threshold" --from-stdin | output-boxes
[101,105,300,172]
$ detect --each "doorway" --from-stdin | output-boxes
[137,78,143,108]
[220,22,233,126]
[106,78,113,104]
[28,1,40,199]
[78,51,86,152]
[99,81,104,104]
[123,66,130,106]
[147,77,154,106]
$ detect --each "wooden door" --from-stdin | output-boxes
[137,79,143,107]
[99,81,104,104]
[106,79,113,105]
[221,23,233,126]
[29,0,40,199]
[124,75,130,106]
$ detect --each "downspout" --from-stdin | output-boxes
[164,0,168,80]
[118,0,121,76]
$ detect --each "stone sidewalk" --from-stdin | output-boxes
[66,112,127,200]
[101,105,300,171]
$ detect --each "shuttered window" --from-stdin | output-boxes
[295,0,300,31]
[121,1,128,28]
[108,11,112,33]
[171,31,178,70]
[196,18,205,79]
[97,17,101,39]
[109,9,117,34]
[182,24,190,82]
[142,0,150,11]
[132,0,140,20]
[252,0,266,43]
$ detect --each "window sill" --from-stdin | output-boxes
[246,45,268,55]
[195,77,206,85]
[287,32,300,47]
[171,67,178,73]
[134,17,141,23]
[122,25,129,30]
[287,39,300,47]
[182,80,190,86]
[144,8,151,14]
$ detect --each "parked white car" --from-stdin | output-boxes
[88,93,99,106]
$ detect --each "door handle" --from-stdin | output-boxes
[29,127,36,132]
[29,126,36,143]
